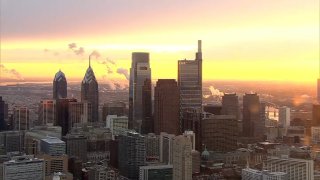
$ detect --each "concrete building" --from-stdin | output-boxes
[62,133,87,162]
[102,101,126,121]
[53,69,67,100]
[243,93,260,137]
[0,96,8,131]
[13,106,30,131]
[221,93,240,120]
[312,126,320,144]
[106,115,128,137]
[178,40,202,132]
[172,135,192,180]
[118,131,146,179]
[279,107,291,128]
[68,101,92,128]
[129,52,151,133]
[160,132,175,165]
[202,114,238,152]
[139,164,173,180]
[40,136,66,156]
[154,79,180,135]
[36,154,69,178]
[145,133,160,162]
[38,99,56,126]
[3,155,45,180]
[0,131,24,153]
[263,156,314,180]
[242,168,288,180]
[81,57,99,122]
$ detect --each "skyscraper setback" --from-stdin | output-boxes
[178,40,202,131]
[129,52,152,133]
[53,70,67,99]
[81,57,99,122]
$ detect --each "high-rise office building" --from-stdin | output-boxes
[129,52,151,133]
[181,109,201,150]
[178,40,202,131]
[145,133,160,162]
[56,98,77,136]
[62,133,87,162]
[201,114,238,152]
[221,93,240,120]
[172,134,192,180]
[13,106,30,131]
[141,78,153,134]
[263,156,314,180]
[118,131,146,179]
[160,132,175,165]
[36,154,70,178]
[3,155,45,180]
[154,79,180,135]
[0,96,8,131]
[313,104,320,126]
[81,57,99,122]
[106,115,128,137]
[243,93,260,137]
[53,69,67,100]
[38,99,56,126]
[279,107,291,128]
[102,101,126,121]
[40,136,66,156]
[68,101,92,128]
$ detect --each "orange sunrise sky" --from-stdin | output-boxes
[0,0,319,84]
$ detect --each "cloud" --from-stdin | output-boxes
[0,64,24,80]
[68,43,85,56]
[117,68,129,80]
[106,58,116,65]
[209,86,224,97]
[68,43,77,49]
[89,50,101,59]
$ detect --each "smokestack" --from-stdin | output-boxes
[198,40,202,53]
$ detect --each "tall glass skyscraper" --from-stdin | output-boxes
[81,57,99,122]
[129,52,152,133]
[178,40,202,131]
[53,70,67,99]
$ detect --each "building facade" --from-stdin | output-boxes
[129,52,151,133]
[154,79,180,135]
[53,69,67,100]
[243,93,260,137]
[178,40,202,132]
[172,135,192,180]
[13,106,30,131]
[81,58,99,122]
[0,96,8,131]
[139,165,173,180]
[221,93,240,120]
[38,99,56,126]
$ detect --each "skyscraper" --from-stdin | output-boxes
[154,79,180,135]
[172,134,192,180]
[313,104,320,126]
[53,69,67,99]
[38,99,56,126]
[56,98,77,136]
[242,93,260,137]
[279,106,291,128]
[13,106,30,131]
[129,52,151,132]
[141,78,153,134]
[0,96,8,131]
[68,101,92,128]
[221,93,240,120]
[318,78,320,103]
[118,131,146,179]
[178,40,202,132]
[81,57,99,122]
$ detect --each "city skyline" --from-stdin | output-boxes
[1,0,319,84]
